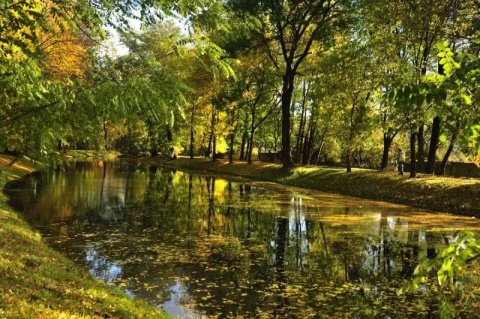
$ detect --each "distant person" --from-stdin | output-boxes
[396,148,406,175]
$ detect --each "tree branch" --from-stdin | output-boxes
[1,100,60,128]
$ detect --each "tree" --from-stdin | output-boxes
[383,0,476,175]
[230,0,350,168]
[235,52,280,163]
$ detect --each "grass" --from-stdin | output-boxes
[166,157,480,218]
[0,155,169,319]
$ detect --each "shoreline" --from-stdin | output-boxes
[0,155,168,319]
[165,157,480,218]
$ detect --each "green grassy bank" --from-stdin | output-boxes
[0,155,168,319]
[167,157,480,217]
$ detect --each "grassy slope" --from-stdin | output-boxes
[167,158,480,217]
[0,155,168,319]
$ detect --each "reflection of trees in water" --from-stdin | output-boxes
[7,164,478,318]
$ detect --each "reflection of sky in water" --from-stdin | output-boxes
[288,197,309,255]
[162,280,203,319]
[85,245,202,318]
[86,245,123,283]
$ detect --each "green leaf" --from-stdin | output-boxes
[463,95,472,105]
[439,133,448,142]
[436,42,446,50]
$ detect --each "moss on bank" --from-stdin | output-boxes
[166,158,480,217]
[0,155,168,319]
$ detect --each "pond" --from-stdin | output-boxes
[5,161,480,318]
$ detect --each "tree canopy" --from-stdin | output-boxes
[1,0,478,168]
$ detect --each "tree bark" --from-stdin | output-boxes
[417,124,425,172]
[294,105,306,164]
[303,120,315,165]
[439,136,455,176]
[103,118,108,151]
[228,132,235,164]
[247,102,257,164]
[189,104,196,159]
[425,116,441,174]
[207,104,215,159]
[212,111,218,161]
[409,132,417,178]
[281,72,295,168]
[315,127,328,165]
[240,131,247,160]
[212,134,217,162]
[439,122,460,175]
[295,82,308,164]
[346,150,353,173]
[206,132,213,157]
[247,130,256,164]
[380,132,394,170]
[346,100,357,173]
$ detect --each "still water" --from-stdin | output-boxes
[5,161,480,318]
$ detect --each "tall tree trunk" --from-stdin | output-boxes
[294,82,308,163]
[380,131,394,170]
[304,120,316,165]
[240,131,247,160]
[247,130,256,164]
[208,104,215,159]
[189,127,195,159]
[440,122,460,175]
[247,105,257,164]
[346,102,356,173]
[439,136,455,176]
[425,116,441,174]
[228,109,239,163]
[417,124,425,172]
[294,106,306,164]
[189,104,196,159]
[315,127,328,165]
[346,149,353,173]
[302,122,313,165]
[103,117,108,151]
[206,132,213,157]
[273,116,280,152]
[409,132,417,178]
[301,130,309,165]
[228,132,235,164]
[246,138,251,162]
[212,134,217,161]
[281,71,295,168]
[212,111,219,161]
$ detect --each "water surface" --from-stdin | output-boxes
[5,161,480,318]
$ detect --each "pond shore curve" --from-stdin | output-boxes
[165,157,480,218]
[0,155,168,318]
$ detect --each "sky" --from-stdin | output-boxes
[103,17,142,57]
[102,15,189,57]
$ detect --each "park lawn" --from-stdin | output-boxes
[0,155,168,319]
[167,157,480,217]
